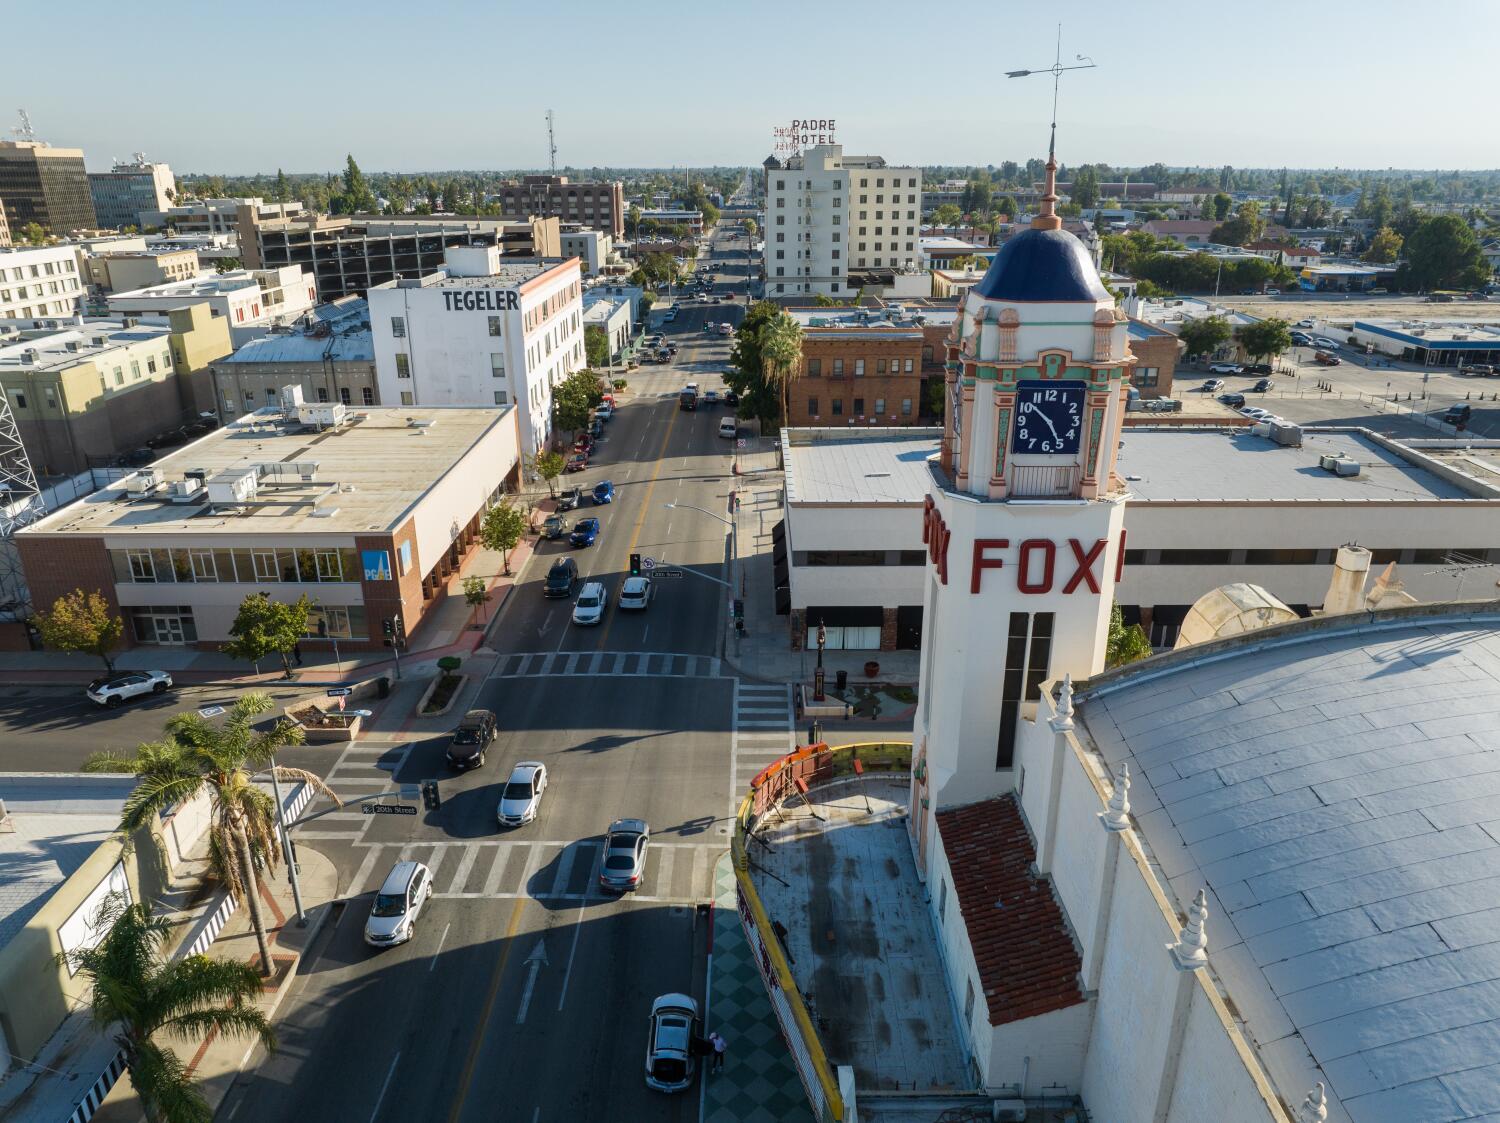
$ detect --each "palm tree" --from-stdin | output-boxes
[84,693,338,976]
[759,312,804,429]
[62,894,274,1123]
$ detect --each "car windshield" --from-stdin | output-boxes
[453,729,481,745]
[577,594,600,608]
[548,567,571,582]
[604,853,636,870]
[503,782,533,801]
[371,892,406,917]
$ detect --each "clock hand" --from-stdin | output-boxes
[1038,410,1060,441]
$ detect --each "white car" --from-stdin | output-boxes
[498,762,548,827]
[1240,407,1271,419]
[618,576,652,610]
[87,670,173,708]
[364,861,432,948]
[1312,337,1339,350]
[572,581,608,626]
[1296,319,1315,328]
[595,403,613,421]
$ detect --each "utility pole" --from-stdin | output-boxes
[546,110,558,176]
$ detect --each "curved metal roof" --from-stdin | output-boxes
[971,227,1111,303]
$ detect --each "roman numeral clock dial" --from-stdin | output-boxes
[1011,380,1084,455]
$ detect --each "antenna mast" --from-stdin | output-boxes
[546,110,558,175]
[12,108,37,143]
[0,388,45,619]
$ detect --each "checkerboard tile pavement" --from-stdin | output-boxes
[702,853,816,1123]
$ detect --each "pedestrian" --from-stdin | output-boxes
[711,1031,727,1072]
[293,643,304,667]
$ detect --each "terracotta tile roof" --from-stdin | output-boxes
[936,795,1085,1026]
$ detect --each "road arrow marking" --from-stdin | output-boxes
[516,939,549,1024]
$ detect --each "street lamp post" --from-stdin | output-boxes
[664,501,741,643]
[814,618,827,702]
[266,756,307,926]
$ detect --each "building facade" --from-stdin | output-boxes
[369,252,583,454]
[489,175,624,238]
[1124,318,1180,398]
[240,211,562,303]
[0,141,97,235]
[211,299,376,419]
[0,305,231,474]
[15,404,521,653]
[0,244,86,323]
[106,266,317,344]
[763,144,922,298]
[581,293,631,362]
[84,248,200,294]
[788,326,924,427]
[144,197,301,236]
[560,227,611,275]
[86,158,176,230]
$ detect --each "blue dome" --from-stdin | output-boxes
[972,227,1110,303]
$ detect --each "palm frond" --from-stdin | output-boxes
[148,955,274,1047]
[271,765,342,809]
[162,1005,275,1051]
[127,1038,213,1123]
[119,771,205,833]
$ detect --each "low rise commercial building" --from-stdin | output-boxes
[640,208,704,233]
[581,292,631,362]
[1124,318,1180,398]
[83,246,200,294]
[0,305,231,474]
[1351,318,1500,366]
[0,140,97,236]
[560,227,611,275]
[0,244,86,323]
[1297,262,1396,292]
[106,265,317,344]
[144,196,301,236]
[211,298,376,418]
[16,402,521,652]
[786,323,924,428]
[239,211,562,303]
[488,175,624,238]
[368,251,583,453]
[86,156,176,230]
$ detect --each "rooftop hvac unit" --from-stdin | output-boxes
[168,477,203,502]
[1320,455,1361,477]
[206,468,258,506]
[126,469,163,496]
[280,384,305,411]
[1270,422,1303,447]
[295,402,345,430]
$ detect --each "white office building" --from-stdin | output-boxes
[0,244,86,324]
[142,197,302,236]
[368,248,584,454]
[106,265,317,345]
[763,144,922,298]
[560,227,611,276]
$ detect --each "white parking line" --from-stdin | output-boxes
[369,1051,399,1123]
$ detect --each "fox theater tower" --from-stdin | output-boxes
[911,155,1131,823]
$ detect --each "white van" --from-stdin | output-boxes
[718,417,737,439]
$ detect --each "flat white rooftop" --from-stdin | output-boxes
[782,428,943,505]
[0,321,169,373]
[23,406,512,538]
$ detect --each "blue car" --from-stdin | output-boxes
[591,481,615,505]
[570,517,601,547]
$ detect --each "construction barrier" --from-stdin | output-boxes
[731,741,913,1123]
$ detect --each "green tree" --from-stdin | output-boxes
[331,155,377,215]
[550,368,604,433]
[19,221,47,245]
[584,325,609,367]
[1070,166,1100,209]
[533,450,566,497]
[1178,316,1232,359]
[1106,604,1152,668]
[931,203,962,227]
[1363,226,1403,264]
[760,311,804,428]
[1401,214,1490,291]
[61,895,275,1123]
[701,202,720,228]
[626,204,642,239]
[479,501,528,576]
[1211,193,1233,221]
[36,588,124,672]
[1211,201,1264,246]
[463,576,491,625]
[724,302,787,425]
[743,218,758,238]
[995,194,1019,221]
[84,692,333,978]
[214,257,242,274]
[1235,318,1293,366]
[222,593,310,679]
[274,168,290,203]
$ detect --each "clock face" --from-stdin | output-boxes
[1012,380,1085,455]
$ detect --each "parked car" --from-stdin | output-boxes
[644,994,702,1093]
[565,452,589,472]
[1312,337,1339,350]
[1296,319,1315,328]
[87,670,173,708]
[599,818,650,892]
[574,434,595,453]
[571,581,608,626]
[589,419,604,438]
[618,576,652,611]
[1245,363,1272,375]
[1265,288,1281,295]
[1444,403,1473,427]
[1252,378,1273,392]
[1208,363,1243,375]
[541,515,566,540]
[723,390,739,407]
[364,861,432,948]
[1201,379,1225,391]
[591,480,615,505]
[595,403,613,422]
[543,557,578,598]
[1218,392,1247,407]
[497,762,548,827]
[447,709,497,769]
[1314,351,1341,366]
[558,486,583,511]
[1290,333,1312,346]
[1241,406,1272,420]
[570,517,601,547]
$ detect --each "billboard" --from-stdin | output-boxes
[361,550,392,581]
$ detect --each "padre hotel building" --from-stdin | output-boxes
[890,164,1500,1122]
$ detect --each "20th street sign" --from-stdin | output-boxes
[363,804,417,816]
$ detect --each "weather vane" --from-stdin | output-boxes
[1005,25,1096,164]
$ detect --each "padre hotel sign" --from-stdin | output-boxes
[772,117,836,156]
[443,288,520,311]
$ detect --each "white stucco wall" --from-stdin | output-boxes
[407,406,519,576]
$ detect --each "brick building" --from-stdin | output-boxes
[788,325,925,427]
[1124,318,1180,399]
[488,176,624,239]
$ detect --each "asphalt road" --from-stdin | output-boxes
[225,225,760,1123]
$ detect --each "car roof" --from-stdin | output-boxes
[459,709,494,724]
[548,558,576,571]
[651,992,697,1015]
[507,762,544,782]
[622,576,649,592]
[378,860,421,894]
[608,817,648,836]
[578,581,605,596]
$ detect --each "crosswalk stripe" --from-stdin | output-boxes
[446,845,479,895]
[483,843,514,895]
[348,847,382,896]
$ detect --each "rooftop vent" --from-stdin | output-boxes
[1319,454,1361,477]
[126,469,163,497]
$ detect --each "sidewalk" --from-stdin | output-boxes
[0,516,548,689]
[702,852,814,1123]
[723,437,919,687]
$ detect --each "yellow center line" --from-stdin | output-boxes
[446,895,528,1123]
[598,398,681,651]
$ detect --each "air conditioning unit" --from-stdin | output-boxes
[1270,422,1303,447]
[126,469,163,496]
[168,477,203,501]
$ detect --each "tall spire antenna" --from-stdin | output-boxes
[1006,26,1095,231]
[546,109,558,176]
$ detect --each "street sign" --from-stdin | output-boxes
[656,568,684,579]
[736,438,747,448]
[326,687,353,697]
[362,803,418,816]
[641,556,657,571]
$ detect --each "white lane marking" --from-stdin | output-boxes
[348,846,382,897]
[556,901,587,1012]
[447,845,480,895]
[369,1051,400,1123]
[429,922,450,972]
[515,939,548,1024]
[483,842,515,895]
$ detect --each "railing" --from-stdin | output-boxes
[1009,463,1080,497]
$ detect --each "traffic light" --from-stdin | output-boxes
[421,780,440,811]
[392,615,407,650]
[629,552,641,577]
[382,618,394,647]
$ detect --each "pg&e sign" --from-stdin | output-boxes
[921,496,1125,597]
[443,289,518,312]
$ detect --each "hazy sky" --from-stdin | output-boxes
[9,0,1496,174]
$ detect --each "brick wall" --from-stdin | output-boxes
[1126,327,1181,399]
[789,331,925,427]
[17,536,128,647]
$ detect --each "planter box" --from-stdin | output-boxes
[417,672,468,718]
[296,716,361,742]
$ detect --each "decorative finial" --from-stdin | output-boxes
[1101,763,1130,831]
[1297,1082,1327,1123]
[1049,674,1075,732]
[1033,155,1063,232]
[1169,888,1209,971]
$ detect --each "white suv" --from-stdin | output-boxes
[572,581,608,626]
[87,670,173,708]
[364,860,432,948]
